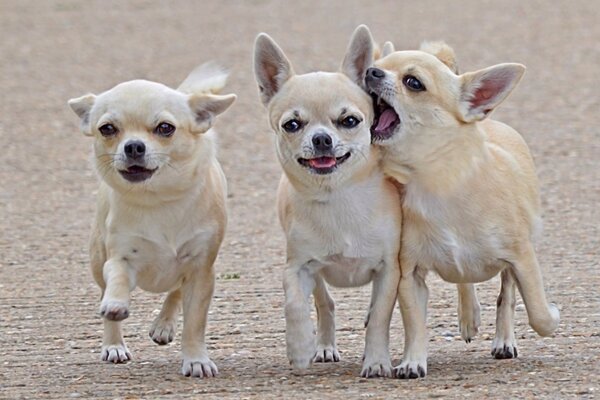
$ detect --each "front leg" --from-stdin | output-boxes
[283,263,317,370]
[361,259,399,378]
[99,258,133,363]
[395,265,428,379]
[180,267,217,378]
[313,275,339,363]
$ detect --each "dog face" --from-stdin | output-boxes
[253,26,376,188]
[365,42,525,161]
[69,78,234,192]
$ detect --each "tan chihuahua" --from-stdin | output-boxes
[68,64,235,377]
[253,26,402,377]
[364,41,559,378]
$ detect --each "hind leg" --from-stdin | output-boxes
[312,275,339,363]
[509,245,559,337]
[457,283,481,343]
[492,269,518,359]
[149,289,182,345]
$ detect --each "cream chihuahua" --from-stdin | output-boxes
[253,26,402,377]
[68,63,235,377]
[364,40,559,378]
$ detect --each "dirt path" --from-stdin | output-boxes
[1,1,599,398]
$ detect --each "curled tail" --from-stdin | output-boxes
[177,62,229,94]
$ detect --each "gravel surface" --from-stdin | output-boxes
[1,1,599,399]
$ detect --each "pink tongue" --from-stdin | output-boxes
[375,109,398,132]
[309,157,336,168]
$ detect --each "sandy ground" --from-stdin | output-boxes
[1,0,599,398]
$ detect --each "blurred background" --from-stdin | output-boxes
[1,1,598,398]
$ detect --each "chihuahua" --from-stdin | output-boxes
[253,26,402,377]
[68,63,235,377]
[364,40,560,378]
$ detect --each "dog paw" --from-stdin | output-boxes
[458,303,481,343]
[101,344,131,363]
[360,357,393,378]
[491,337,518,359]
[394,359,427,379]
[99,300,129,321]
[181,357,218,378]
[313,344,340,363]
[149,317,176,345]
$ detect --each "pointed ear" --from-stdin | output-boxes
[253,33,294,106]
[420,41,459,74]
[341,24,374,87]
[188,93,236,133]
[68,94,96,136]
[458,63,525,122]
[381,41,395,58]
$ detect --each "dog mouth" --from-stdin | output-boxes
[118,165,158,183]
[370,93,400,142]
[297,152,351,175]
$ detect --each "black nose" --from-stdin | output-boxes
[124,140,146,160]
[366,67,385,80]
[312,132,333,152]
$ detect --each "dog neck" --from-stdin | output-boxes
[393,123,489,196]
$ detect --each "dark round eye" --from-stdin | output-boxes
[339,115,361,129]
[282,119,302,133]
[154,122,175,137]
[98,123,118,137]
[403,75,426,92]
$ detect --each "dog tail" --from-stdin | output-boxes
[177,62,229,94]
[420,41,459,74]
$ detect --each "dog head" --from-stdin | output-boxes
[365,42,525,161]
[253,25,377,190]
[68,64,235,193]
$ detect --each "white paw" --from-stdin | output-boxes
[99,299,129,321]
[149,317,177,345]
[313,344,340,363]
[491,335,518,359]
[360,356,393,378]
[459,303,481,343]
[101,344,131,363]
[286,319,316,370]
[181,357,218,378]
[394,359,427,379]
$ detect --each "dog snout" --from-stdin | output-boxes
[312,132,333,152]
[366,67,385,80]
[124,140,146,160]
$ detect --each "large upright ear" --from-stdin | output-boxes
[458,63,525,123]
[68,94,96,136]
[420,41,459,74]
[188,93,236,133]
[253,33,294,106]
[341,25,374,87]
[381,41,395,58]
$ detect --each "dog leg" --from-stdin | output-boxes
[99,259,132,321]
[312,275,339,363]
[149,289,181,345]
[180,269,217,378]
[361,260,399,378]
[509,245,559,337]
[283,263,317,370]
[492,269,518,359]
[395,265,428,379]
[101,319,131,363]
[457,283,481,343]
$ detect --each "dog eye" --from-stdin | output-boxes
[403,75,426,92]
[98,123,118,137]
[339,115,361,129]
[154,122,175,137]
[282,119,302,133]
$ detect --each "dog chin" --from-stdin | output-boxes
[297,152,351,175]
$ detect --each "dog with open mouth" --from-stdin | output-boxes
[68,63,235,377]
[253,25,402,377]
[363,39,560,378]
